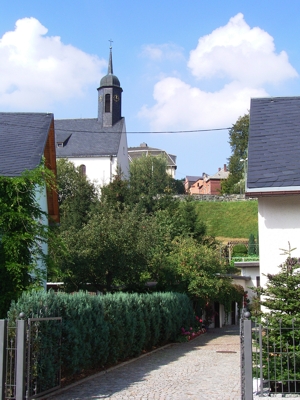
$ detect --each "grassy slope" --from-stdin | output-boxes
[195,200,258,241]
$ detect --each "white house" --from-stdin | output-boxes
[55,47,129,187]
[246,96,300,288]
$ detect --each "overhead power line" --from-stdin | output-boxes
[0,120,230,134]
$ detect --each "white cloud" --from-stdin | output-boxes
[141,43,184,61]
[0,18,106,110]
[139,77,267,131]
[188,13,298,86]
[140,13,298,131]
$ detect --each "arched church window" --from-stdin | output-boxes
[105,94,110,112]
[79,164,86,176]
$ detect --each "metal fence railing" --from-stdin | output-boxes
[241,316,300,398]
[0,316,62,400]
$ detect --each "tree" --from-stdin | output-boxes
[56,159,99,230]
[100,168,130,209]
[55,204,157,292]
[221,113,249,194]
[0,164,54,317]
[128,155,174,212]
[254,245,300,389]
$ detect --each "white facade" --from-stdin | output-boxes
[68,129,129,187]
[258,195,300,288]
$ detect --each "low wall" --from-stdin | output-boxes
[175,194,256,202]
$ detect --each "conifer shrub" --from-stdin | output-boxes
[7,290,194,378]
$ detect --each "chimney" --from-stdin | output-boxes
[224,164,227,172]
[218,167,221,172]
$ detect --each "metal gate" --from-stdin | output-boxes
[241,316,300,398]
[0,316,62,400]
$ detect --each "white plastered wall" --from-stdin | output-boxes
[69,156,115,187]
[258,195,300,288]
[116,123,129,179]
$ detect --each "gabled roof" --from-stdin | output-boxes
[128,143,176,166]
[185,175,201,182]
[55,118,124,158]
[246,97,300,195]
[0,112,54,177]
[207,166,229,181]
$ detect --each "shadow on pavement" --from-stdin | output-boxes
[46,324,240,399]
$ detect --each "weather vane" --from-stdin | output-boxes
[109,39,113,49]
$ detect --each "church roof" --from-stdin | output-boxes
[55,118,125,158]
[0,112,54,176]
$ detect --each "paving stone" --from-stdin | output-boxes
[46,326,241,400]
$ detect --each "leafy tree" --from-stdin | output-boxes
[55,204,157,292]
[221,113,249,194]
[128,155,174,212]
[0,164,54,317]
[56,159,99,230]
[100,168,130,209]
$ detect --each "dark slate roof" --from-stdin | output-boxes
[0,112,53,177]
[185,176,201,182]
[55,118,124,158]
[247,97,300,193]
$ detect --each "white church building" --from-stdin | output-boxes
[55,47,129,186]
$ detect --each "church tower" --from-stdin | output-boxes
[97,46,123,127]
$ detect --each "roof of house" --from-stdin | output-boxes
[185,175,202,182]
[55,118,124,158]
[247,96,300,194]
[0,112,54,177]
[207,166,229,181]
[128,143,176,166]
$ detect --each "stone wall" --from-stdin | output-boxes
[175,194,257,202]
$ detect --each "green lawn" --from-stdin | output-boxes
[195,200,258,240]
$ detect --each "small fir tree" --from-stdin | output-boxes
[255,244,300,390]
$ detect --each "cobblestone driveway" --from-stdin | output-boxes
[46,325,240,400]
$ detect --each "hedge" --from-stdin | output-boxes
[7,290,194,376]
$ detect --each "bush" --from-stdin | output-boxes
[8,290,194,378]
[232,244,248,257]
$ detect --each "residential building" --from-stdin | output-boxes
[184,176,202,193]
[189,165,229,195]
[246,96,300,288]
[55,47,129,187]
[128,143,177,178]
[0,112,60,285]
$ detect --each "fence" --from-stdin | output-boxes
[0,316,62,400]
[241,316,300,398]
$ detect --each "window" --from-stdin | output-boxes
[79,164,86,176]
[256,276,260,287]
[105,94,110,112]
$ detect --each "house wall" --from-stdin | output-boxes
[116,125,129,179]
[35,184,48,289]
[238,267,260,300]
[68,156,117,187]
[258,195,300,288]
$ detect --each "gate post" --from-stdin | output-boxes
[15,319,26,400]
[0,320,7,400]
[243,319,253,399]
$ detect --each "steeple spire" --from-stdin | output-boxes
[108,40,113,75]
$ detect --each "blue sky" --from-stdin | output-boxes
[1,1,300,179]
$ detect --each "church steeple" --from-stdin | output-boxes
[97,44,123,127]
[108,45,113,74]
